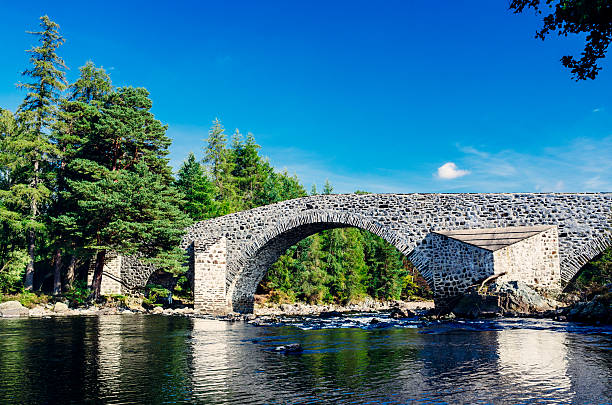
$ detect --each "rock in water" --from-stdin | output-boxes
[319,310,342,318]
[495,281,555,313]
[389,307,415,319]
[0,301,29,317]
[566,294,611,324]
[274,344,303,354]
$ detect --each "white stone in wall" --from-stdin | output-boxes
[87,252,123,296]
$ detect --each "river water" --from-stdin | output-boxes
[0,314,610,404]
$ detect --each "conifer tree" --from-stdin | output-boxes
[204,118,237,210]
[323,179,333,195]
[58,78,191,298]
[0,109,30,292]
[175,153,219,220]
[51,62,112,293]
[16,15,67,290]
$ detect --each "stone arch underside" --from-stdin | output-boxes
[172,193,612,312]
[226,211,415,312]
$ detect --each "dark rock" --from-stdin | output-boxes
[451,293,501,319]
[274,343,303,354]
[319,310,342,318]
[370,318,380,324]
[566,296,611,324]
[389,307,415,319]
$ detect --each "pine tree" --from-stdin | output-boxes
[0,109,30,292]
[203,118,237,210]
[175,153,219,220]
[323,179,333,195]
[232,131,261,206]
[66,160,191,297]
[16,15,67,290]
[58,78,191,298]
[50,62,112,293]
[342,228,367,303]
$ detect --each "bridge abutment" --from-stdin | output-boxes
[193,237,229,315]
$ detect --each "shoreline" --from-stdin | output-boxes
[1,293,609,325]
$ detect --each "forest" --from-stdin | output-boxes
[0,16,431,306]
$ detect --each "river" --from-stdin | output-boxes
[0,314,610,404]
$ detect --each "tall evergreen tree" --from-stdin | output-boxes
[323,179,333,195]
[16,15,67,290]
[204,118,237,210]
[51,62,113,293]
[0,109,30,292]
[58,78,191,297]
[175,153,219,220]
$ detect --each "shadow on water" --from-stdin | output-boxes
[0,315,610,404]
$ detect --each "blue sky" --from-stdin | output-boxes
[1,1,610,193]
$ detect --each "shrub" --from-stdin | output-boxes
[142,284,171,307]
[173,276,192,300]
[0,250,29,294]
[267,290,295,304]
[65,281,92,307]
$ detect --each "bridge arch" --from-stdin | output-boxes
[115,193,612,313]
[227,209,415,312]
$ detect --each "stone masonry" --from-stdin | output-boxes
[87,252,123,295]
[115,193,611,313]
[426,226,560,298]
[192,236,228,314]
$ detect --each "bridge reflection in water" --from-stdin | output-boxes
[0,316,610,404]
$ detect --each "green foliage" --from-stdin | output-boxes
[173,276,192,300]
[143,284,171,307]
[0,290,49,308]
[0,250,28,293]
[261,222,430,305]
[64,280,91,307]
[570,247,612,294]
[174,153,221,220]
[510,0,611,80]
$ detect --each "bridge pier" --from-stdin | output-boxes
[193,237,229,315]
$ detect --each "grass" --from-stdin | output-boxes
[0,290,50,308]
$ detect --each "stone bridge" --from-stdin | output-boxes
[111,193,611,314]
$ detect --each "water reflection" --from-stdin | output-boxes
[0,316,610,404]
[497,326,573,401]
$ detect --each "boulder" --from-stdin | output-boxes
[274,343,303,354]
[566,295,611,324]
[98,307,117,315]
[53,302,70,313]
[151,306,164,314]
[319,310,342,318]
[0,301,29,317]
[389,307,415,319]
[451,293,501,318]
[494,281,555,313]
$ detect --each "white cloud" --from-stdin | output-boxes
[436,162,470,180]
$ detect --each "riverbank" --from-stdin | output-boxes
[1,285,609,326]
[0,298,434,319]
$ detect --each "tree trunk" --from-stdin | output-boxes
[24,159,39,290]
[53,249,62,295]
[25,229,35,290]
[65,255,77,290]
[91,250,106,299]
